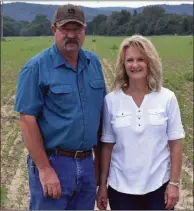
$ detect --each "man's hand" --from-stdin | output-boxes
[97,185,108,210]
[38,167,62,199]
[165,184,179,210]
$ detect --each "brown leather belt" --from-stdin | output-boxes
[46,149,93,159]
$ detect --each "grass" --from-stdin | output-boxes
[0,187,8,208]
[84,35,193,59]
[181,170,193,192]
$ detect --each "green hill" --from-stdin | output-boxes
[3,2,193,23]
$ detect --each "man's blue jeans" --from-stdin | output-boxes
[27,153,96,210]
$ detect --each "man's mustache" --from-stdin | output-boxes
[63,38,79,45]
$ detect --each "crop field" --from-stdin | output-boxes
[1,35,193,210]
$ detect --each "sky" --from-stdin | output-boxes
[4,1,193,8]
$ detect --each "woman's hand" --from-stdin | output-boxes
[165,184,179,210]
[97,185,108,210]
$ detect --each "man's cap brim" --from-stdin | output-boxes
[55,19,85,27]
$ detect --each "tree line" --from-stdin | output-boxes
[3,6,193,37]
[87,6,193,36]
[3,14,52,36]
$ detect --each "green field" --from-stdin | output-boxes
[2,35,193,159]
[1,35,193,209]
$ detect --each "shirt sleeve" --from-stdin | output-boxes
[101,97,116,143]
[14,65,45,117]
[167,93,185,140]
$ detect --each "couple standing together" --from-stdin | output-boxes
[15,4,185,210]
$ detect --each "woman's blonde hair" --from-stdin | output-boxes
[112,35,162,92]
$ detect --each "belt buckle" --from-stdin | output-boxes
[74,150,83,159]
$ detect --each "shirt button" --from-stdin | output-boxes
[139,124,141,126]
[138,117,140,119]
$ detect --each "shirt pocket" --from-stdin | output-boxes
[49,85,75,109]
[89,79,104,90]
[148,109,168,125]
[111,111,132,128]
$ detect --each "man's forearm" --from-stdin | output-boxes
[100,143,114,186]
[168,140,183,182]
[20,114,50,170]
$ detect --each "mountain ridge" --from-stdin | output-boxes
[3,2,193,22]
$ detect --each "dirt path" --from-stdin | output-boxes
[1,98,29,210]
[1,58,193,210]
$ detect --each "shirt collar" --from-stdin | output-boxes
[50,42,90,69]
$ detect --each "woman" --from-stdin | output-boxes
[97,35,185,210]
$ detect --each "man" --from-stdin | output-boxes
[15,4,106,210]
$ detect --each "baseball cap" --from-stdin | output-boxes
[53,4,85,27]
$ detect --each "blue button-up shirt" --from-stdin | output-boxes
[15,43,106,151]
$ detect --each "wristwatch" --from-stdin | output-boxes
[169,181,180,188]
